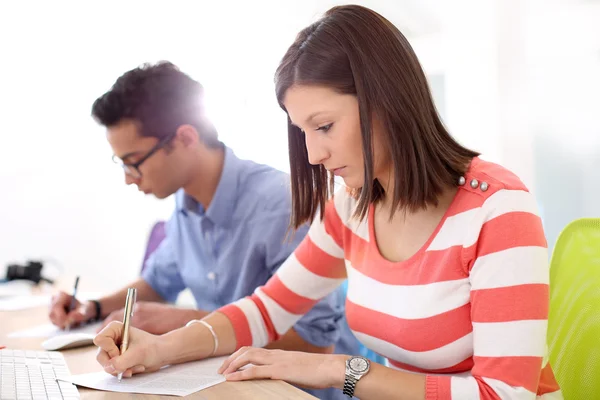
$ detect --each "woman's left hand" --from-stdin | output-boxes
[217,347,346,390]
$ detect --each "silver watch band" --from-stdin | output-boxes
[343,375,358,397]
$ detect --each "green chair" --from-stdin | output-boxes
[547,218,600,399]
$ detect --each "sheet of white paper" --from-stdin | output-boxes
[0,295,50,311]
[0,280,35,297]
[60,356,228,397]
[8,321,102,338]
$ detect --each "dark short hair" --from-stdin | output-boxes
[91,61,220,147]
[275,5,479,229]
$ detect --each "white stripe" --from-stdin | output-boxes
[450,376,481,400]
[451,376,557,400]
[482,189,539,219]
[346,264,470,319]
[277,254,346,300]
[428,207,480,251]
[234,298,269,348]
[463,189,540,248]
[473,320,548,357]
[333,189,369,242]
[539,390,563,400]
[354,331,473,370]
[428,189,539,251]
[308,216,344,258]
[254,288,303,336]
[470,246,549,290]
[482,377,537,400]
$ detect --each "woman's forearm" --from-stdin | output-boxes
[157,312,238,365]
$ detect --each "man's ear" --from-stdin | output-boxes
[175,124,200,147]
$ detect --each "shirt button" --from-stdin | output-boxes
[207,272,216,281]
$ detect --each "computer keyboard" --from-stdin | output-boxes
[0,349,80,400]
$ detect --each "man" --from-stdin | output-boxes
[48,61,358,399]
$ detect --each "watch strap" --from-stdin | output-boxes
[89,300,102,322]
[343,374,358,398]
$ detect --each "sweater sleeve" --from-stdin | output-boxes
[425,188,560,400]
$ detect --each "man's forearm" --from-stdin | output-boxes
[97,278,164,317]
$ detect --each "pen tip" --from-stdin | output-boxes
[117,373,123,382]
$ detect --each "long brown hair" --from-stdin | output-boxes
[275,5,479,229]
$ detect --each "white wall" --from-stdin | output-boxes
[412,0,600,250]
[0,0,437,286]
[0,0,598,286]
[525,0,600,248]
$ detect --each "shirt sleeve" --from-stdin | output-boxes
[425,188,559,400]
[141,218,186,303]
[263,211,345,348]
[219,198,348,348]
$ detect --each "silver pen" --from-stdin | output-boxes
[117,288,137,382]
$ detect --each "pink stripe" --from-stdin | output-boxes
[249,293,279,343]
[262,275,319,316]
[219,304,253,349]
[346,300,472,352]
[295,236,346,279]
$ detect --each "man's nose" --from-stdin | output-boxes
[124,172,140,185]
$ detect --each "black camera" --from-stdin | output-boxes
[5,261,54,284]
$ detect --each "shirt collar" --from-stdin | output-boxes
[175,146,240,227]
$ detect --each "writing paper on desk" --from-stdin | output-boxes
[0,295,50,311]
[0,280,35,297]
[8,321,102,338]
[60,356,228,397]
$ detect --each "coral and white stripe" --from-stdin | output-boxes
[346,264,470,320]
[218,158,562,400]
[231,297,269,348]
[277,254,346,300]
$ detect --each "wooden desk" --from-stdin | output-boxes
[1,305,316,399]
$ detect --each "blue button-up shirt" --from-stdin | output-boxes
[141,148,361,398]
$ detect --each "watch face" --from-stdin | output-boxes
[349,357,369,373]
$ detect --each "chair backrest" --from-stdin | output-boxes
[140,221,166,273]
[547,218,600,399]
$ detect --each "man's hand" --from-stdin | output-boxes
[49,291,96,329]
[99,302,207,335]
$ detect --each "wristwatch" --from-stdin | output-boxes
[343,356,370,398]
[88,300,102,322]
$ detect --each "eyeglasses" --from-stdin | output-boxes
[112,133,176,179]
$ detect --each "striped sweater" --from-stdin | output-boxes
[220,157,562,399]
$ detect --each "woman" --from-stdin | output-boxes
[95,5,562,399]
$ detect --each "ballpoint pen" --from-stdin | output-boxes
[65,276,80,332]
[117,287,137,382]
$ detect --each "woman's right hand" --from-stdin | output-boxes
[94,321,164,378]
